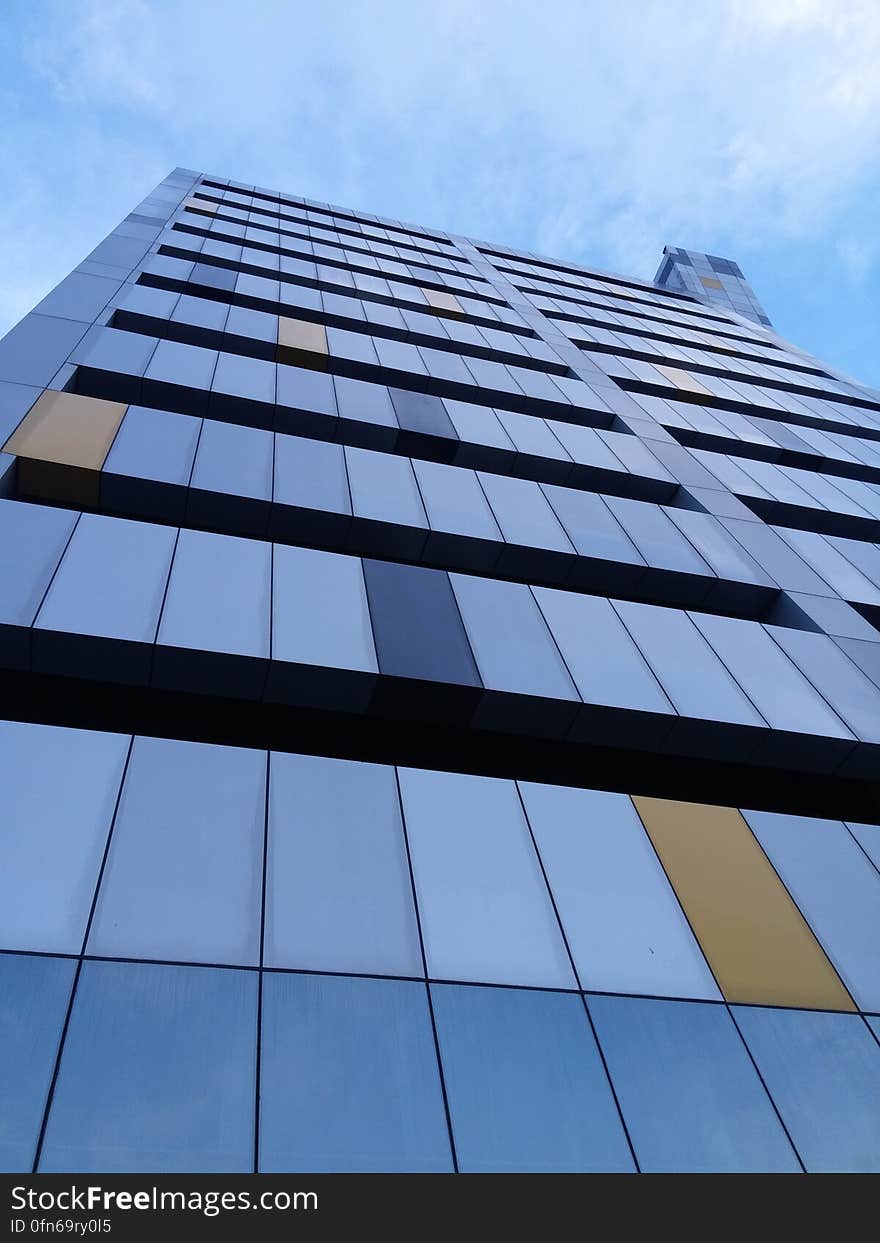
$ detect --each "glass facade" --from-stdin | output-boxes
[1,168,879,1173]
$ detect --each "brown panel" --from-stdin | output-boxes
[632,796,855,1011]
[276,317,329,370]
[421,288,465,318]
[700,275,724,290]
[655,364,713,397]
[3,391,127,507]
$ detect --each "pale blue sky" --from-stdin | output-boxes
[1,0,878,386]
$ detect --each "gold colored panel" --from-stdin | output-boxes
[4,391,127,471]
[632,796,855,1011]
[276,317,329,370]
[655,364,713,397]
[700,275,723,289]
[421,288,465,317]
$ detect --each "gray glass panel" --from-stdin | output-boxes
[346,446,427,528]
[0,954,76,1172]
[691,613,852,739]
[273,545,376,672]
[399,767,574,988]
[363,559,479,685]
[733,1006,880,1172]
[104,406,200,485]
[191,420,273,500]
[35,513,176,642]
[158,529,271,657]
[533,587,673,715]
[450,574,578,700]
[389,389,456,440]
[744,810,880,1011]
[88,736,265,965]
[265,754,421,974]
[0,499,77,629]
[272,434,350,515]
[413,459,501,541]
[259,973,451,1172]
[40,961,257,1172]
[0,721,129,952]
[432,984,633,1172]
[611,600,765,726]
[588,995,799,1172]
[520,783,718,998]
[478,472,574,553]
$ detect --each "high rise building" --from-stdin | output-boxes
[1,168,879,1174]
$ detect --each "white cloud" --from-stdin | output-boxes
[1,0,878,365]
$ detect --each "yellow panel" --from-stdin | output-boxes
[700,275,724,289]
[4,391,126,470]
[3,391,127,508]
[276,317,328,370]
[655,364,713,397]
[421,288,465,317]
[632,796,855,1011]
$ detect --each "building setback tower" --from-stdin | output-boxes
[1,168,880,1174]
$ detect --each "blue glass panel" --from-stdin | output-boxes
[346,446,427,528]
[413,459,502,541]
[40,961,257,1172]
[266,753,421,974]
[744,810,880,1011]
[450,574,579,702]
[520,783,718,998]
[478,472,574,553]
[210,352,276,405]
[691,613,852,740]
[767,627,880,744]
[533,587,674,716]
[846,820,880,871]
[399,767,574,988]
[588,994,799,1172]
[191,419,273,500]
[0,499,77,638]
[35,513,176,643]
[272,545,376,672]
[275,364,337,417]
[334,376,397,430]
[0,954,76,1172]
[733,1006,880,1172]
[259,973,451,1172]
[0,721,129,953]
[432,983,634,1172]
[104,406,200,485]
[541,486,645,565]
[157,528,271,659]
[613,600,765,727]
[88,736,265,965]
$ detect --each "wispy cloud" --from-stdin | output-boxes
[1,0,878,381]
